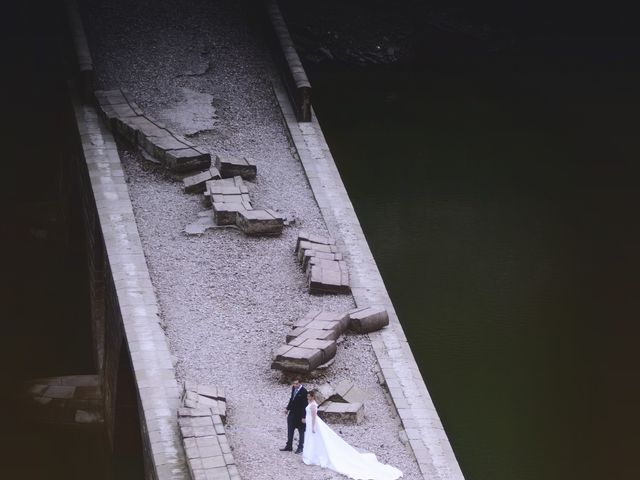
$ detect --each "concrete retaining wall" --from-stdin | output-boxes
[261,0,311,122]
[69,89,188,479]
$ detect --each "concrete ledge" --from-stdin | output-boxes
[272,79,466,479]
[261,0,311,122]
[64,0,94,101]
[71,90,188,480]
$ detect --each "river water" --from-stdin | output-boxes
[302,32,640,480]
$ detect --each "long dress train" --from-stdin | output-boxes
[302,401,403,480]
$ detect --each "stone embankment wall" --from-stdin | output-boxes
[69,90,188,479]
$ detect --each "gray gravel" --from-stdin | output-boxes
[83,0,421,478]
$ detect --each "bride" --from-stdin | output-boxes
[302,391,403,480]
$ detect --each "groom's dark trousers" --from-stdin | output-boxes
[285,386,308,449]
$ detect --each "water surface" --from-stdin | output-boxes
[310,66,640,480]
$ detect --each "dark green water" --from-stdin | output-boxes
[310,68,640,479]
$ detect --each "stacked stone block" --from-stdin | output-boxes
[215,154,257,180]
[182,382,227,422]
[178,383,239,480]
[271,309,349,373]
[183,167,222,193]
[95,89,211,172]
[183,154,256,193]
[347,306,390,333]
[205,177,284,236]
[318,401,364,425]
[295,232,350,294]
[271,307,390,374]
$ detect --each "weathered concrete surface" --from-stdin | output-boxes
[273,83,465,479]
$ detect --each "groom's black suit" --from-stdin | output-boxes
[285,385,308,451]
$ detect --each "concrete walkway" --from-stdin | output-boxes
[79,0,464,478]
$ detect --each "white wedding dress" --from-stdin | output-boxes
[302,401,403,480]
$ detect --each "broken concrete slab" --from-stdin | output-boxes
[296,240,339,262]
[235,209,284,236]
[271,345,324,373]
[212,201,252,226]
[318,401,364,424]
[295,231,336,253]
[286,326,340,343]
[314,383,336,405]
[164,147,211,172]
[308,264,351,295]
[183,167,222,193]
[215,154,257,180]
[95,89,212,173]
[348,306,389,333]
[334,379,367,404]
[286,338,336,363]
[302,250,343,269]
[305,257,348,275]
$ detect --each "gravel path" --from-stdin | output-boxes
[82,1,421,478]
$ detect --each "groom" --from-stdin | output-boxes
[280,379,308,454]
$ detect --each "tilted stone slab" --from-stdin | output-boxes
[209,184,249,196]
[179,415,217,438]
[286,338,336,363]
[186,383,226,402]
[140,132,190,159]
[305,257,349,276]
[286,326,340,343]
[182,383,228,423]
[314,383,336,405]
[313,310,351,331]
[296,240,339,263]
[183,167,222,193]
[333,379,367,404]
[164,147,210,173]
[271,344,324,373]
[215,154,257,180]
[178,381,240,480]
[308,263,350,295]
[302,250,343,270]
[348,306,389,333]
[295,231,336,253]
[235,209,284,236]
[212,201,252,226]
[318,401,364,425]
[95,89,211,172]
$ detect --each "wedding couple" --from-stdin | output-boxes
[280,379,403,480]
